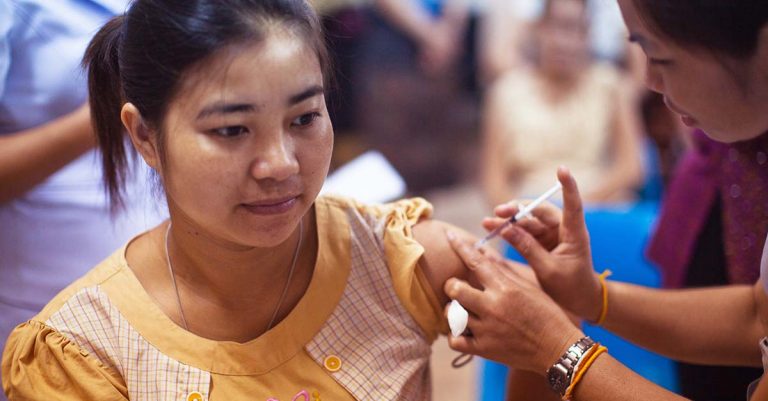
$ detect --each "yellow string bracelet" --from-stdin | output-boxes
[563,345,608,400]
[594,270,613,326]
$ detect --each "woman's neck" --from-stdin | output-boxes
[166,211,316,310]
[127,208,318,341]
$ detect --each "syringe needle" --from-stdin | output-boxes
[474,182,562,248]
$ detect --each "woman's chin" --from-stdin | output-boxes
[701,126,764,144]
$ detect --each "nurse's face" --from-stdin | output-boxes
[618,0,768,143]
[144,30,333,248]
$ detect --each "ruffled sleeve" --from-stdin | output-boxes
[2,320,128,400]
[363,198,449,342]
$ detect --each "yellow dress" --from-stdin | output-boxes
[1,196,447,401]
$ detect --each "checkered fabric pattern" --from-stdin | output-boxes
[46,287,211,401]
[39,199,433,400]
[305,207,433,400]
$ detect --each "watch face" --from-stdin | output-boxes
[547,369,567,392]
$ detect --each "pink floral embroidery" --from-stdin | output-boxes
[266,390,312,401]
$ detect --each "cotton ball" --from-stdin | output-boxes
[448,299,469,337]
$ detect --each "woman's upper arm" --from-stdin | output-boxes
[413,219,475,306]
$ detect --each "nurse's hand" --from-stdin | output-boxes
[444,233,584,373]
[483,167,603,322]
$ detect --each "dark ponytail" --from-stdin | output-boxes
[83,15,129,212]
[83,0,330,212]
[631,0,768,59]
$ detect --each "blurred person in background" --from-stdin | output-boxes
[311,0,371,167]
[0,1,163,397]
[480,0,643,207]
[479,0,629,86]
[373,0,470,79]
[478,0,525,86]
[356,0,480,193]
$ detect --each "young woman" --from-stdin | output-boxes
[444,0,768,400]
[0,1,503,399]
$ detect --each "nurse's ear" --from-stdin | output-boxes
[122,103,161,171]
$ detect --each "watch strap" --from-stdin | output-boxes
[546,336,596,396]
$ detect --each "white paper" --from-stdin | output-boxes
[321,150,407,204]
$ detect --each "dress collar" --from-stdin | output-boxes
[104,198,351,375]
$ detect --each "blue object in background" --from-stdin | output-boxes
[478,202,679,401]
[638,139,665,202]
[419,0,443,16]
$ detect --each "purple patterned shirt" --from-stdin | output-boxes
[647,130,768,287]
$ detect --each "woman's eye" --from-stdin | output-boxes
[210,126,248,137]
[291,112,321,128]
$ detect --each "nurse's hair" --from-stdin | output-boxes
[631,0,768,59]
[83,0,330,211]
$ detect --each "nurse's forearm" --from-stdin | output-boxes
[0,104,95,203]
[509,336,690,401]
[569,353,689,401]
[600,281,763,366]
[505,369,561,401]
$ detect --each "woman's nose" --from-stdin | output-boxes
[249,134,299,182]
[644,63,665,94]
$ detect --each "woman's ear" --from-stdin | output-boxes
[121,103,161,170]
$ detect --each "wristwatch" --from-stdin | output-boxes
[546,336,596,396]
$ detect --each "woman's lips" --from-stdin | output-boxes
[663,96,698,127]
[241,196,298,215]
[680,115,697,127]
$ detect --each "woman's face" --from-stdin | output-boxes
[154,31,332,248]
[618,0,768,143]
[537,0,590,76]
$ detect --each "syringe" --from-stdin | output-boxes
[474,182,563,248]
[448,182,563,337]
